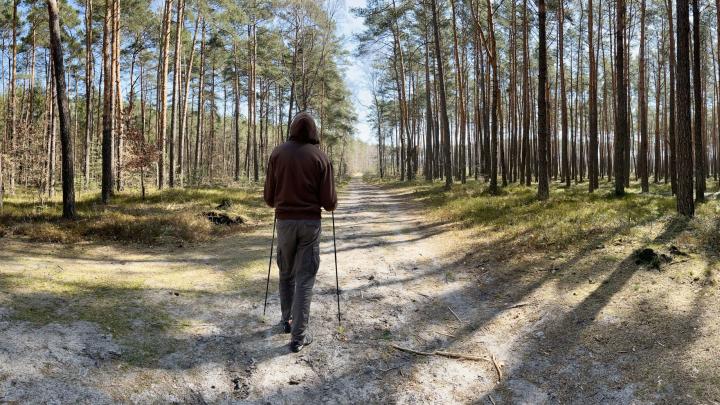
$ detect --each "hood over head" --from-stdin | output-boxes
[289,111,320,145]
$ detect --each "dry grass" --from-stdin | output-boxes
[367,175,720,259]
[0,186,269,245]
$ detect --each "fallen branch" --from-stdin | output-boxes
[434,350,487,361]
[433,330,456,338]
[491,354,503,381]
[488,395,497,405]
[448,306,463,323]
[391,344,434,356]
[391,344,487,362]
[508,302,531,309]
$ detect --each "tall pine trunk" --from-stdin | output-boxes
[675,0,694,215]
[430,0,452,190]
[692,0,705,202]
[559,1,569,187]
[667,0,678,194]
[156,0,173,189]
[179,13,200,187]
[614,0,627,196]
[522,0,531,186]
[101,0,114,203]
[537,0,549,200]
[84,0,93,189]
[588,0,599,191]
[638,0,649,192]
[47,0,76,219]
[169,0,184,187]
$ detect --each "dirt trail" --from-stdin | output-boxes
[1,178,717,403]
[0,179,487,403]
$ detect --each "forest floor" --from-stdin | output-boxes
[1,177,720,403]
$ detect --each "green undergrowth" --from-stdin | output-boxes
[0,186,269,245]
[368,174,720,258]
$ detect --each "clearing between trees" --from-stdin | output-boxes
[1,177,719,403]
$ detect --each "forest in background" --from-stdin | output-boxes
[0,0,359,219]
[358,0,719,218]
[0,0,718,220]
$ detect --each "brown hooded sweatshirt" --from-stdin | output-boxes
[263,112,337,219]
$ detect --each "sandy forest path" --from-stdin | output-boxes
[2,178,718,403]
[0,178,490,403]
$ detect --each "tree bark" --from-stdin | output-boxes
[169,0,184,187]
[113,0,123,192]
[7,0,17,195]
[638,0,649,192]
[614,0,627,196]
[84,0,93,189]
[47,0,76,219]
[558,1,569,187]
[450,0,466,184]
[675,0,694,215]
[588,0,599,192]
[537,0,549,200]
[180,13,200,187]
[430,0,452,189]
[692,0,705,202]
[667,0,678,194]
[157,0,173,189]
[423,7,433,181]
[194,21,206,183]
[101,0,115,203]
[522,0,531,186]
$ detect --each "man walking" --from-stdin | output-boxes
[263,111,337,353]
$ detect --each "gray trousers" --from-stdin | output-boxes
[276,219,321,341]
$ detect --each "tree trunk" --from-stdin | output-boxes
[179,13,200,187]
[537,0,549,200]
[157,0,173,189]
[488,0,499,194]
[169,0,184,187]
[7,0,17,195]
[692,0,705,202]
[667,0,678,194]
[430,0,452,189]
[638,0,649,192]
[654,42,663,183]
[423,12,433,181]
[101,0,114,203]
[559,1,569,187]
[248,13,259,182]
[522,0,531,186]
[675,0,694,215]
[450,0,465,184]
[84,0,93,189]
[47,0,76,219]
[194,21,206,183]
[233,42,241,181]
[614,0,627,196]
[113,0,123,192]
[588,0,599,191]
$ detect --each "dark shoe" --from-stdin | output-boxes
[283,321,292,334]
[290,333,313,353]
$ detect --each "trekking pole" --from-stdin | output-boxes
[332,211,341,325]
[263,214,277,316]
